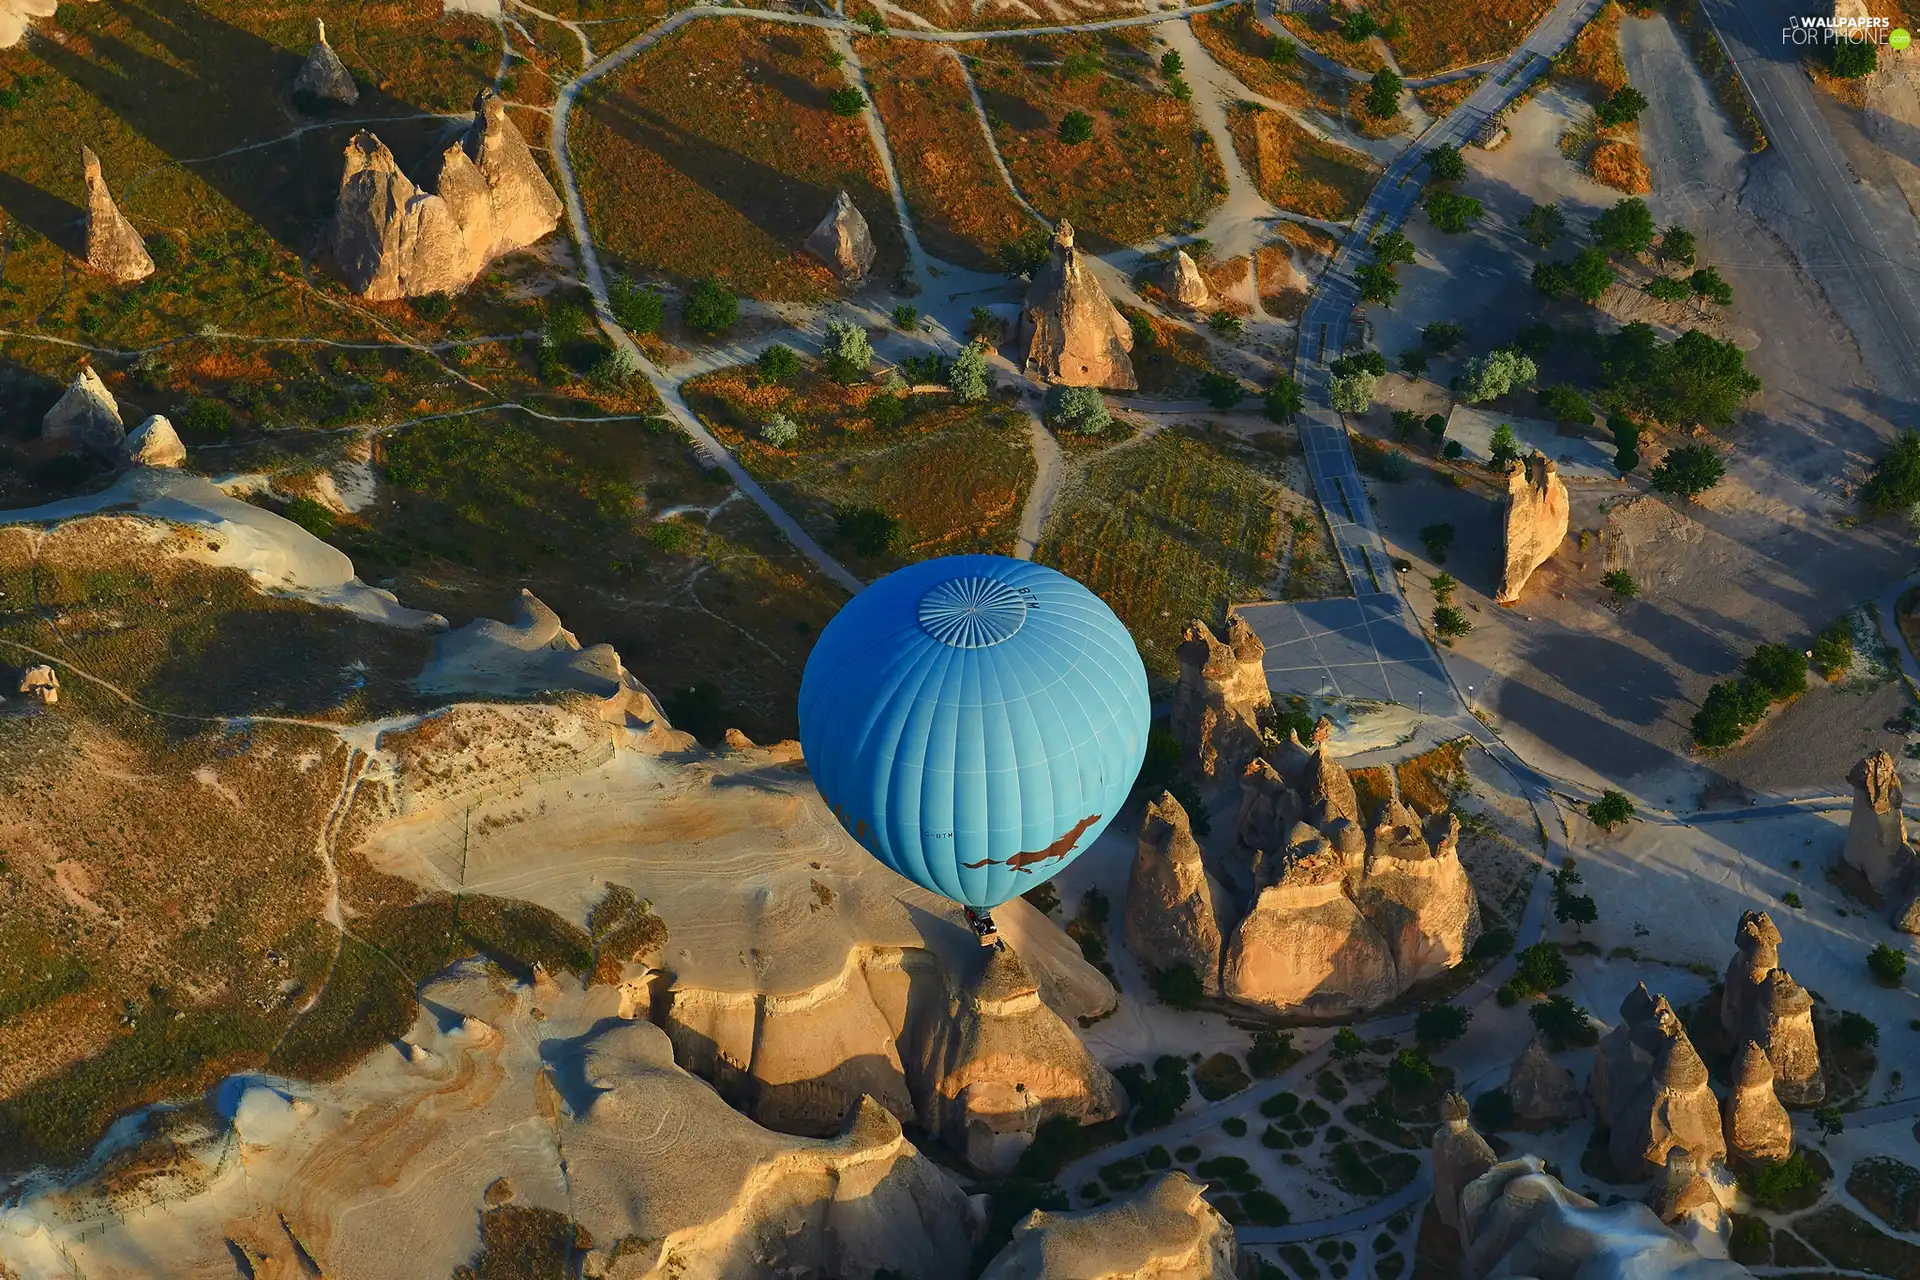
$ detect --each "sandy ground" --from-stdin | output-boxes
[1443,406,1613,479]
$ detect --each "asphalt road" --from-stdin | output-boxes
[1694,0,1920,402]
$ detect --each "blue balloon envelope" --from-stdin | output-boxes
[799,555,1150,910]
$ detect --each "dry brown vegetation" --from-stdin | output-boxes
[571,21,902,299]
[1383,0,1556,74]
[1555,1,1628,94]
[1589,139,1651,193]
[1414,74,1485,117]
[856,39,1036,271]
[685,361,1036,577]
[971,33,1225,248]
[1256,244,1312,320]
[1276,10,1388,73]
[1227,102,1379,222]
[1119,304,1218,395]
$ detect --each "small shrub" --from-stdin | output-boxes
[1601,569,1637,604]
[609,279,664,334]
[1433,605,1471,641]
[1744,643,1807,701]
[1868,943,1907,987]
[1415,1003,1470,1047]
[1838,1010,1879,1049]
[1530,993,1598,1049]
[1222,1116,1247,1137]
[1782,891,1803,909]
[282,496,336,539]
[1331,1027,1364,1058]
[1045,385,1112,436]
[833,504,901,557]
[822,319,874,382]
[1200,370,1246,410]
[682,279,738,335]
[1419,522,1454,562]
[1249,1030,1297,1078]
[178,399,233,436]
[827,86,866,117]
[1155,964,1206,1010]
[1058,109,1095,145]
[760,414,800,448]
[757,343,801,383]
[1743,1151,1819,1207]
[1588,789,1635,830]
[1259,1091,1299,1119]
[1510,942,1571,996]
[1811,620,1853,680]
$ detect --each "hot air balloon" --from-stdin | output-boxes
[799,555,1150,942]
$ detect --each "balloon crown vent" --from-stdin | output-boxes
[917,575,1029,648]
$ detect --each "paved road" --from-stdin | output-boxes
[1694,0,1920,402]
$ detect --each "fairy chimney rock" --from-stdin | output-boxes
[1017,221,1137,391]
[1724,1041,1793,1167]
[1606,1000,1727,1181]
[294,18,360,106]
[1844,750,1913,896]
[329,91,560,301]
[121,414,186,469]
[1170,617,1271,781]
[1720,909,1823,1106]
[1507,1035,1583,1124]
[1220,850,1399,1014]
[1167,249,1211,310]
[1431,1093,1497,1231]
[1125,791,1225,995]
[19,665,59,704]
[805,190,877,282]
[1235,756,1303,862]
[80,146,155,284]
[42,365,126,457]
[1494,453,1569,605]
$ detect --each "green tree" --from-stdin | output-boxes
[1511,942,1572,994]
[1532,259,1573,299]
[1594,84,1649,128]
[1332,1026,1366,1058]
[1388,1048,1435,1095]
[760,413,800,447]
[1519,201,1566,249]
[1422,321,1466,352]
[1489,423,1520,467]
[1425,413,1449,447]
[1691,678,1772,748]
[1609,414,1641,472]
[966,305,1006,342]
[1456,349,1537,403]
[1058,109,1095,145]
[1566,246,1617,303]
[1869,942,1908,988]
[1554,894,1598,931]
[1425,190,1483,233]
[1341,9,1379,40]
[1249,1029,1296,1077]
[1831,38,1878,78]
[1688,267,1733,306]
[821,318,874,382]
[1646,275,1691,303]
[1601,569,1637,604]
[1264,375,1305,423]
[1430,571,1457,602]
[948,342,991,402]
[1657,226,1697,267]
[1592,197,1656,256]
[1208,310,1245,337]
[1588,789,1635,830]
[997,229,1051,278]
[1045,385,1112,435]
[1602,325,1759,426]
[1839,1010,1879,1048]
[1513,322,1557,358]
[1744,643,1807,701]
[834,504,901,556]
[827,86,866,117]
[1373,230,1416,267]
[1811,620,1854,680]
[1160,49,1183,77]
[682,279,738,335]
[1649,442,1725,500]
[1538,384,1590,422]
[1329,370,1378,414]
[1419,522,1455,561]
[1433,604,1472,641]
[1399,349,1430,375]
[1425,144,1468,182]
[1268,35,1298,64]
[1861,429,1920,518]
[1155,963,1205,1009]
[1415,1003,1471,1047]
[1530,993,1598,1049]
[1355,261,1400,305]
[757,343,801,382]
[1365,66,1403,118]
[1814,1106,1845,1141]
[609,279,664,334]
[1200,370,1246,410]
[1391,408,1423,440]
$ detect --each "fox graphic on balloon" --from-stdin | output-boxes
[800,555,1151,943]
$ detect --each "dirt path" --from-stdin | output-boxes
[1012,409,1063,559]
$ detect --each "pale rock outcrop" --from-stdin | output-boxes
[1494,453,1569,605]
[1589,983,1660,1127]
[1605,995,1727,1181]
[1016,220,1136,390]
[1266,715,1331,790]
[1357,806,1481,983]
[1171,615,1271,780]
[1719,910,1823,1106]
[1302,733,1361,829]
[1448,1152,1752,1279]
[1648,1146,1733,1261]
[330,90,561,300]
[41,364,125,457]
[18,665,58,704]
[80,146,154,284]
[1844,749,1915,896]
[804,189,877,282]
[912,943,1128,1175]
[121,414,184,469]
[1506,1035,1582,1124]
[1125,791,1224,994]
[981,1173,1236,1280]
[293,18,359,107]
[1221,849,1399,1014]
[1432,1093,1497,1231]
[1723,1041,1793,1168]
[1166,249,1211,310]
[1234,756,1302,863]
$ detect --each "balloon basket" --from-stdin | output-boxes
[964,907,999,946]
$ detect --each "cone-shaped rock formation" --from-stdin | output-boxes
[121,414,185,469]
[1125,791,1224,994]
[1602,992,1727,1180]
[42,365,125,457]
[1724,1040,1793,1167]
[1495,453,1569,605]
[1167,249,1210,309]
[1507,1035,1582,1124]
[1720,910,1823,1106]
[1171,615,1271,781]
[805,190,876,281]
[80,146,154,284]
[1016,221,1136,390]
[293,18,359,107]
[1845,749,1915,897]
[1432,1093,1497,1231]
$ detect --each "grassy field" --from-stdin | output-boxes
[970,33,1225,249]
[1119,304,1217,396]
[1553,0,1628,96]
[1276,10,1388,73]
[1036,427,1288,688]
[856,39,1037,272]
[571,21,903,300]
[1190,9,1350,120]
[685,360,1036,578]
[1414,74,1484,117]
[1382,0,1557,75]
[1226,102,1379,222]
[1256,242,1312,320]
